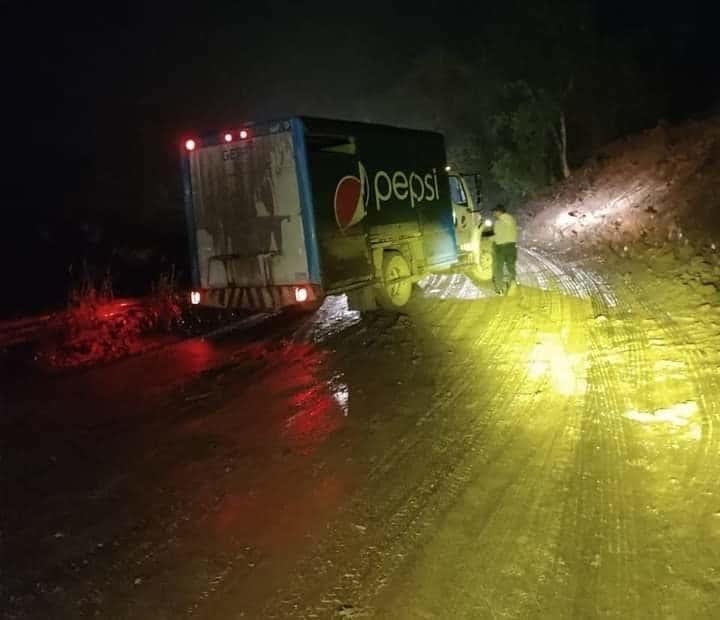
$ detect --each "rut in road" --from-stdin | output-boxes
[525,249,647,617]
[262,283,533,617]
[190,249,720,619]
[599,259,720,615]
[260,251,631,618]
[364,251,650,619]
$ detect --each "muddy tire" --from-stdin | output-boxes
[472,248,493,282]
[375,252,413,311]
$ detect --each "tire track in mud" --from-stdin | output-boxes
[528,249,649,617]
[543,249,720,616]
[619,272,720,482]
[263,253,607,618]
[605,267,720,614]
[418,251,599,619]
[262,275,552,617]
[581,264,720,476]
[358,289,555,594]
[569,327,644,616]
[376,250,636,618]
[201,251,710,619]
[517,251,720,617]
[186,286,498,620]
[362,276,503,484]
[183,280,505,619]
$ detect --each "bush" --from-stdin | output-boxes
[145,267,183,332]
[38,267,182,369]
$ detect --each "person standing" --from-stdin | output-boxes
[491,204,518,295]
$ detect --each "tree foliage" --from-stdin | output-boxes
[357,1,670,206]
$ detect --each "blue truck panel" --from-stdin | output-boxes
[290,118,322,284]
[180,153,201,289]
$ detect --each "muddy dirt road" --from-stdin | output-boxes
[3,249,720,619]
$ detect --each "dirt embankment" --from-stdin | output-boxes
[523,115,720,251]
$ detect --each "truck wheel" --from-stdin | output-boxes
[375,252,413,311]
[475,249,493,281]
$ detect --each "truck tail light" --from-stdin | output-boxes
[224,132,233,142]
[190,291,201,305]
[294,287,309,303]
[185,139,196,151]
[239,129,249,139]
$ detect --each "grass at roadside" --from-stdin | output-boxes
[36,268,183,370]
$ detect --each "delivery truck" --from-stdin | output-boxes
[181,117,492,312]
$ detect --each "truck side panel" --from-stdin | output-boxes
[290,119,322,284]
[181,155,201,290]
[416,169,458,270]
[303,132,374,292]
[301,119,458,292]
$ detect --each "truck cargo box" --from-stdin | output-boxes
[181,117,459,311]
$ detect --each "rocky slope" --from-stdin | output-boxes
[523,115,720,251]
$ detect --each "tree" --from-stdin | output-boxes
[468,0,596,194]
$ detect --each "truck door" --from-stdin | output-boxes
[449,174,478,252]
[186,125,313,291]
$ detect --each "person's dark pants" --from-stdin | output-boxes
[493,242,517,293]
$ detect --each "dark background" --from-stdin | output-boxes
[4,0,719,318]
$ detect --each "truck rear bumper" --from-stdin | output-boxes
[192,284,323,312]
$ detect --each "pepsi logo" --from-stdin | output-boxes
[334,162,368,231]
[333,161,440,231]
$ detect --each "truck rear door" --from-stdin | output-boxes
[183,121,319,307]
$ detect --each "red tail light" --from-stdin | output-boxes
[185,139,196,151]
[294,287,308,303]
[239,129,249,139]
[224,132,233,142]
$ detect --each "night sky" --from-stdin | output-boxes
[5,0,719,316]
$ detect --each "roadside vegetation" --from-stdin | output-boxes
[36,266,183,370]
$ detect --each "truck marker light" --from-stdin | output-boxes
[190,291,201,305]
[485,219,493,227]
[295,287,309,303]
[185,139,196,151]
[239,129,249,139]
[444,164,452,172]
[224,132,233,142]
